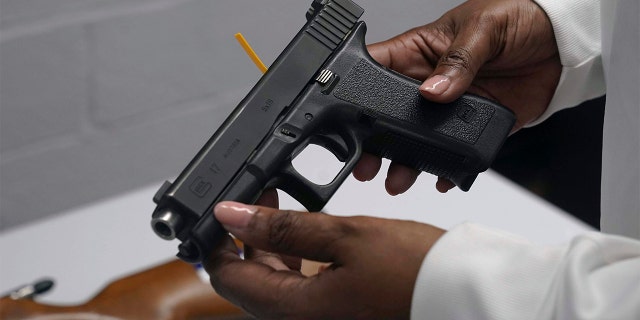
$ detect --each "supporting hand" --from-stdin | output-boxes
[204,201,445,319]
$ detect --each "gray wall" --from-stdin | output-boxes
[0,0,461,230]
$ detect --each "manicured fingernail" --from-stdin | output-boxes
[214,201,258,228]
[420,75,450,95]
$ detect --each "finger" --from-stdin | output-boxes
[353,152,382,181]
[244,246,302,272]
[419,22,494,103]
[205,244,321,318]
[255,187,279,207]
[367,31,438,80]
[385,163,420,195]
[435,177,456,193]
[246,188,302,270]
[213,202,351,263]
[206,234,243,272]
[239,188,276,260]
[366,41,393,66]
[243,246,290,271]
[280,254,303,271]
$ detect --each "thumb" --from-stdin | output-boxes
[214,201,348,263]
[420,25,494,103]
[366,41,392,67]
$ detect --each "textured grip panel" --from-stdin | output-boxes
[365,132,466,178]
[333,59,494,144]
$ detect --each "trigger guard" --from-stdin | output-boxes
[265,162,329,212]
[268,128,365,212]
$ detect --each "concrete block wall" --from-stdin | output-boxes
[0,0,460,230]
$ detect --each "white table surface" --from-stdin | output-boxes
[0,155,592,305]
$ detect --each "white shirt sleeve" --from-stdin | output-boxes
[411,1,640,318]
[411,223,640,319]
[526,0,605,127]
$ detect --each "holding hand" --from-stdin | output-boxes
[354,0,562,195]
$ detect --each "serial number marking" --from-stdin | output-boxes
[223,139,241,159]
[262,99,274,112]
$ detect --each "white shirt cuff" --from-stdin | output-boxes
[526,0,605,127]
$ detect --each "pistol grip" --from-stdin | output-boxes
[326,22,515,190]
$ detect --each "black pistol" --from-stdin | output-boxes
[151,0,515,263]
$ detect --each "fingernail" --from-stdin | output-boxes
[214,201,258,229]
[420,75,450,95]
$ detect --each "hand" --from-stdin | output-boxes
[203,201,445,319]
[353,0,562,195]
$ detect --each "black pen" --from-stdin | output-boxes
[4,278,54,300]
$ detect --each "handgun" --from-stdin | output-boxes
[151,0,516,263]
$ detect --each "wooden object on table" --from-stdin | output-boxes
[0,259,249,320]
